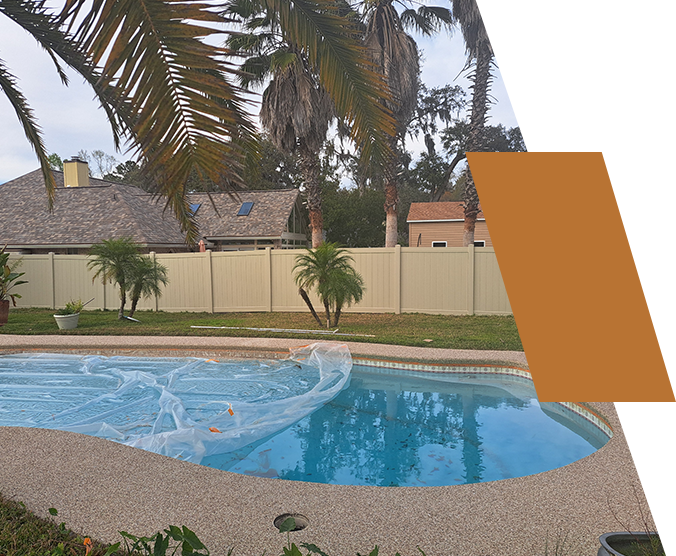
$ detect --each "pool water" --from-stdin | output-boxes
[0,350,610,486]
[201,367,610,485]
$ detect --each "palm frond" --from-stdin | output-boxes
[0,58,56,208]
[59,0,258,244]
[262,0,396,168]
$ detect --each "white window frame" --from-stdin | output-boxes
[473,240,486,247]
[431,241,447,247]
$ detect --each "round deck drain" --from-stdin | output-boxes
[274,513,309,531]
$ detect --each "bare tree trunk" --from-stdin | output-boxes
[463,41,493,244]
[299,287,323,327]
[384,179,399,247]
[299,145,324,248]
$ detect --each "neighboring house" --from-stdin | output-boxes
[0,159,308,253]
[407,201,492,247]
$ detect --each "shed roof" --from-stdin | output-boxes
[407,201,485,222]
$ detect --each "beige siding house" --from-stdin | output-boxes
[407,201,492,247]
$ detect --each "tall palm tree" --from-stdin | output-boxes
[362,0,452,247]
[87,237,142,319]
[1,0,395,243]
[127,256,170,318]
[293,242,364,328]
[448,0,494,246]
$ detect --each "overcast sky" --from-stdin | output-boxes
[0,15,518,184]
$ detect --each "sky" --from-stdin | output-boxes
[0,14,519,184]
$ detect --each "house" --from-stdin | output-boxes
[407,201,492,247]
[0,159,308,253]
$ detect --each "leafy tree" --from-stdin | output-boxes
[293,242,364,328]
[1,0,394,243]
[128,257,169,318]
[47,153,63,171]
[322,185,386,247]
[87,238,143,319]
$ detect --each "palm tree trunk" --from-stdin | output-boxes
[463,41,493,246]
[118,288,126,319]
[299,287,323,327]
[128,296,139,318]
[333,303,343,328]
[384,178,399,247]
[299,145,324,248]
[323,298,332,329]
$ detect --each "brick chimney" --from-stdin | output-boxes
[63,157,89,187]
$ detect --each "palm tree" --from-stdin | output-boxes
[87,237,142,319]
[362,0,452,247]
[448,0,494,246]
[127,256,169,318]
[231,17,334,248]
[293,242,365,328]
[1,0,395,243]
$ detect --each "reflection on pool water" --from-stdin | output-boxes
[0,349,610,487]
[202,366,611,486]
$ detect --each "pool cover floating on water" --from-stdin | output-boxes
[0,343,352,464]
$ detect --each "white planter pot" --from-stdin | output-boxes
[54,313,80,330]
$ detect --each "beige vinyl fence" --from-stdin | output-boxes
[10,246,511,315]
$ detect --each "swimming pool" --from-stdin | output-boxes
[0,344,610,486]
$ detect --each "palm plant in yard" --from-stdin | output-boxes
[361,0,452,247]
[87,238,143,319]
[448,0,496,246]
[225,0,337,247]
[293,242,365,328]
[128,257,169,318]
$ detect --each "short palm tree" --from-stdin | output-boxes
[127,257,169,318]
[293,242,365,328]
[87,237,142,319]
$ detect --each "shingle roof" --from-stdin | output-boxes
[0,170,186,248]
[0,169,302,248]
[188,189,300,239]
[407,201,485,222]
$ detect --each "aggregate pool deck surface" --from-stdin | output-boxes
[0,336,651,556]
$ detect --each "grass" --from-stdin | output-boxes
[0,494,112,556]
[0,309,523,352]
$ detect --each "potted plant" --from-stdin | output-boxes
[0,245,28,326]
[598,531,663,556]
[54,299,85,330]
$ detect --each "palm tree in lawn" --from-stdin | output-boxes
[1,0,394,243]
[448,0,495,246]
[293,242,365,328]
[127,257,169,318]
[87,237,142,319]
[225,0,342,247]
[362,0,453,247]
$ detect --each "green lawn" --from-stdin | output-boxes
[1,309,522,351]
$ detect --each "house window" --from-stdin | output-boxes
[237,202,254,216]
[474,240,486,247]
[431,241,447,247]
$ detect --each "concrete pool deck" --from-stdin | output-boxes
[0,335,651,556]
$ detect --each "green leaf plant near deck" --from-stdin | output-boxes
[0,309,522,351]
